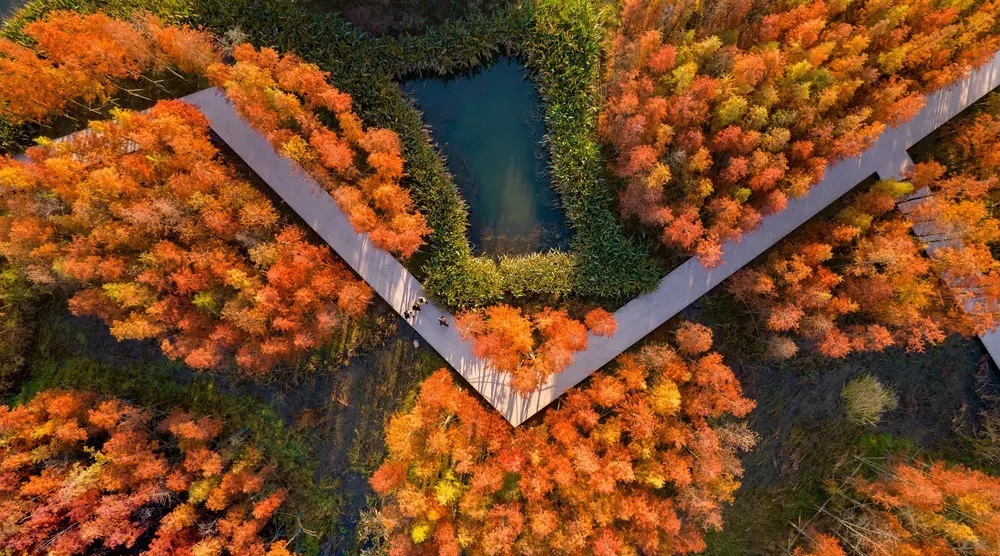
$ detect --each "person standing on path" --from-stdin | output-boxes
[439,316,449,327]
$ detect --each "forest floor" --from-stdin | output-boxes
[697,290,999,555]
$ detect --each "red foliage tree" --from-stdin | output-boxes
[798,459,1000,556]
[675,321,714,356]
[584,307,618,337]
[456,305,616,394]
[730,177,1000,358]
[601,0,1000,266]
[902,105,1000,335]
[0,10,216,124]
[733,99,1000,358]
[206,44,430,258]
[0,100,372,373]
[792,534,846,556]
[0,10,429,260]
[0,390,296,555]
[372,323,756,555]
[846,460,1000,555]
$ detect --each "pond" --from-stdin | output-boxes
[404,58,569,256]
[0,0,24,16]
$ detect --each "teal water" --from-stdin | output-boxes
[405,58,569,256]
[0,0,24,16]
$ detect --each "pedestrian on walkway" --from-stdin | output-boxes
[417,296,427,305]
[403,310,412,320]
[439,316,449,327]
[411,301,421,312]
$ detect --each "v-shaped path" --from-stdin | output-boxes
[185,54,1000,426]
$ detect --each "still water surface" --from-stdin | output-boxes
[0,0,24,17]
[405,58,569,256]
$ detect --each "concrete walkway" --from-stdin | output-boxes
[185,50,1000,426]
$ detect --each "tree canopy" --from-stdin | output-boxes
[731,102,1000,358]
[601,0,1000,265]
[456,306,617,393]
[0,389,296,555]
[0,100,372,373]
[0,10,429,259]
[372,322,755,555]
[207,44,430,258]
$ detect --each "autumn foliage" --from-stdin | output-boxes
[206,44,430,258]
[0,10,428,259]
[796,459,1000,555]
[732,104,1000,358]
[0,100,372,373]
[0,10,216,124]
[792,534,846,556]
[456,305,616,393]
[731,179,964,357]
[371,323,756,555]
[601,0,1000,265]
[849,460,1000,555]
[0,389,295,555]
[904,104,1000,323]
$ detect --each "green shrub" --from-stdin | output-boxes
[842,374,899,426]
[0,264,38,394]
[423,254,504,308]
[526,0,661,299]
[499,251,575,300]
[968,399,1000,467]
[193,0,663,306]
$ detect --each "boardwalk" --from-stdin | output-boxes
[186,51,1000,425]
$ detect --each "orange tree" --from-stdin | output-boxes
[793,535,847,556]
[0,10,215,125]
[601,0,1000,266]
[0,389,296,555]
[730,177,1000,358]
[793,459,1000,555]
[0,100,372,374]
[371,322,756,555]
[0,10,429,259]
[731,103,1000,358]
[206,43,430,259]
[455,306,617,393]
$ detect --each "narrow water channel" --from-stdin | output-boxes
[404,58,569,256]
